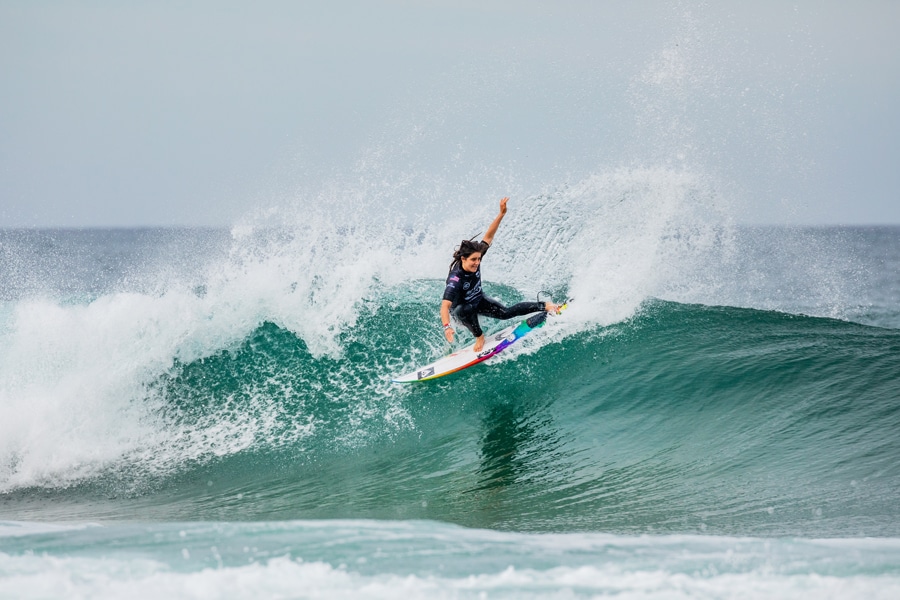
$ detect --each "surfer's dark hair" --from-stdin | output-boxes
[449,237,489,272]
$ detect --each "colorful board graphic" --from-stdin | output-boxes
[392,302,569,383]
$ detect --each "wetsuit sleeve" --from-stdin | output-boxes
[443,274,462,303]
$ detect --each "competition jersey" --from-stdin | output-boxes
[442,245,489,307]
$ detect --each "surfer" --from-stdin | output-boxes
[441,197,559,352]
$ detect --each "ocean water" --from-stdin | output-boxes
[1,178,899,598]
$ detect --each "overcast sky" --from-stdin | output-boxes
[1,1,898,227]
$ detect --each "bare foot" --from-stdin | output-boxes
[544,301,561,315]
[473,335,486,352]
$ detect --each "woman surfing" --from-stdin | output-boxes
[441,197,560,352]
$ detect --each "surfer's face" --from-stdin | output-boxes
[461,252,482,273]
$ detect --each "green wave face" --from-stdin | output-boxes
[8,298,899,537]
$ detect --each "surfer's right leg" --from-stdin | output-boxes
[451,302,487,352]
[451,302,484,337]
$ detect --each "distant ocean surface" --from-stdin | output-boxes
[1,190,899,597]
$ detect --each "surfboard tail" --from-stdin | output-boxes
[526,297,572,328]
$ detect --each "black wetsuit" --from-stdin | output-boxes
[442,245,544,338]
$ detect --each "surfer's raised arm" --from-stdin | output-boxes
[481,197,508,247]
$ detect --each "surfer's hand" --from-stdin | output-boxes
[499,197,509,214]
[444,327,455,343]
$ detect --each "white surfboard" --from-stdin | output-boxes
[392,302,569,383]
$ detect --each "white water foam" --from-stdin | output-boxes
[4,554,898,600]
[3,525,900,600]
[0,205,437,490]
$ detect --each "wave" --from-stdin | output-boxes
[1,171,896,535]
[3,297,898,536]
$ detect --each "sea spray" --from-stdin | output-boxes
[0,177,888,496]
